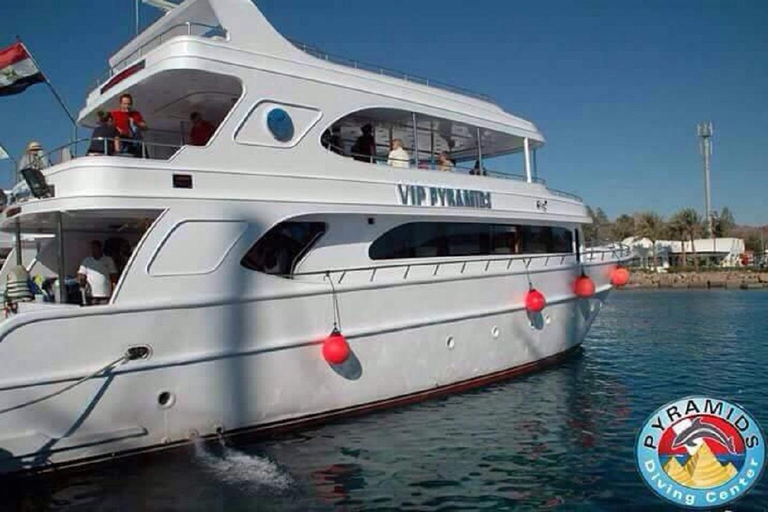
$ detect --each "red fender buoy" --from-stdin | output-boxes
[610,266,630,287]
[574,275,596,298]
[525,288,546,313]
[322,329,350,365]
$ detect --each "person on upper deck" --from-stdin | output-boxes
[87,111,120,156]
[77,240,118,306]
[387,139,410,168]
[111,93,147,157]
[437,151,453,172]
[470,159,487,176]
[189,112,216,146]
[18,141,50,172]
[351,124,376,163]
[321,126,344,155]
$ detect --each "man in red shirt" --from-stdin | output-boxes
[111,93,147,157]
[189,112,216,146]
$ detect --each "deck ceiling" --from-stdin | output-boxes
[82,69,242,134]
[3,209,163,235]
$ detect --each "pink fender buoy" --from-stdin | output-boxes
[322,329,350,365]
[525,288,547,313]
[574,275,596,298]
[610,266,630,287]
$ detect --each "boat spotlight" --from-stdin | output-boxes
[21,167,53,199]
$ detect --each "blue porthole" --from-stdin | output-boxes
[267,108,294,142]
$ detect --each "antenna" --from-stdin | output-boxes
[697,122,715,239]
[142,0,180,12]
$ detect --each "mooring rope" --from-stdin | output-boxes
[0,353,131,416]
[323,271,343,331]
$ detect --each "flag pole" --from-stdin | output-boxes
[15,38,79,148]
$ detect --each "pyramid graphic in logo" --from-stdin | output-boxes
[658,414,745,490]
[663,442,739,488]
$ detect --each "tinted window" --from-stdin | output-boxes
[551,227,573,253]
[370,223,572,260]
[241,222,326,275]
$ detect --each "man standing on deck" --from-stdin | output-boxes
[77,240,118,305]
[188,112,216,146]
[111,93,148,157]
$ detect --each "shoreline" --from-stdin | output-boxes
[621,271,768,290]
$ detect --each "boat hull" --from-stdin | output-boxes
[0,278,610,474]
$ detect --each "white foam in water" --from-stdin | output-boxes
[193,439,293,492]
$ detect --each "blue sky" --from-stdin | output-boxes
[1,1,766,225]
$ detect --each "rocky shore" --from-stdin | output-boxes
[623,270,768,290]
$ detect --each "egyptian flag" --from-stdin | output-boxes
[0,42,45,97]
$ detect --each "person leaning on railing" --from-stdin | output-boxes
[387,139,410,168]
[111,93,148,157]
[351,124,376,163]
[437,151,454,172]
[87,111,120,156]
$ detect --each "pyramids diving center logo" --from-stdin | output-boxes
[636,397,765,508]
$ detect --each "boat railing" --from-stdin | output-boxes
[95,22,227,87]
[583,243,632,262]
[289,39,497,105]
[337,147,543,183]
[291,246,630,284]
[8,137,184,204]
[43,137,182,165]
[331,147,587,201]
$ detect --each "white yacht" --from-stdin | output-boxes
[0,0,628,474]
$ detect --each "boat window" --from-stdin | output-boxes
[321,107,542,180]
[235,101,322,147]
[369,223,572,260]
[241,222,326,276]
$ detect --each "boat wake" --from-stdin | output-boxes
[193,439,293,492]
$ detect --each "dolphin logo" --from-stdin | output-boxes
[671,417,737,455]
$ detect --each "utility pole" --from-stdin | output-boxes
[697,122,715,239]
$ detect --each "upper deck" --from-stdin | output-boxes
[81,0,541,140]
[1,0,588,231]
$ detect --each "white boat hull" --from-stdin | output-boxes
[0,262,612,474]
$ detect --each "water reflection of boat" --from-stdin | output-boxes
[0,0,627,474]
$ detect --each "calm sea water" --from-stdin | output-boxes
[2,290,768,511]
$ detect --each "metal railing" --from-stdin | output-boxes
[95,22,227,87]
[289,39,497,105]
[8,137,184,205]
[291,246,630,284]
[583,243,632,262]
[323,147,592,202]
[44,137,182,164]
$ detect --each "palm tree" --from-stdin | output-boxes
[636,212,665,269]
[668,213,687,268]
[676,208,702,271]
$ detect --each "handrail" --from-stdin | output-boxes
[289,39,497,105]
[290,246,630,282]
[332,146,542,183]
[94,22,227,88]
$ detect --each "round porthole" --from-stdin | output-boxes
[267,108,294,142]
[157,391,176,409]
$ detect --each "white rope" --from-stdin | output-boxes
[0,354,129,416]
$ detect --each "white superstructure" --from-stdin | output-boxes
[0,0,627,474]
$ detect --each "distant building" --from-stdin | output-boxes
[622,237,745,269]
